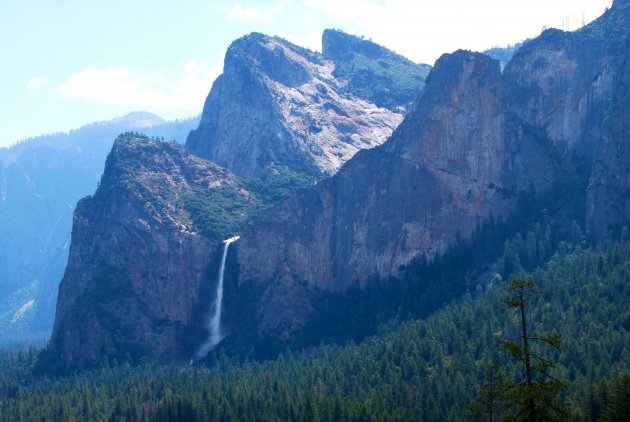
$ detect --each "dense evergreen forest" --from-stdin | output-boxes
[1,239,628,420]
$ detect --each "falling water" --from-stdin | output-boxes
[196,235,239,359]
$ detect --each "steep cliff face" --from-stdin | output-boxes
[185,32,426,179]
[502,30,617,192]
[495,0,630,235]
[235,51,513,340]
[233,2,630,341]
[585,0,630,237]
[47,135,248,370]
[587,39,630,237]
[385,51,505,182]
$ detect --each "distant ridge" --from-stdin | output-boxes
[110,111,166,128]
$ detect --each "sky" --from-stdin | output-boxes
[0,0,613,148]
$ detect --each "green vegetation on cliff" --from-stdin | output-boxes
[243,163,318,204]
[181,187,257,240]
[322,29,430,111]
[331,52,429,110]
[102,134,318,241]
[182,163,318,239]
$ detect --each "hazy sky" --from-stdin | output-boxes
[0,0,613,147]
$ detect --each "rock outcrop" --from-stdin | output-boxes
[585,0,630,237]
[0,113,199,345]
[47,135,249,370]
[185,32,429,179]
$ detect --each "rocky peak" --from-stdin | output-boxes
[110,111,166,129]
[387,50,504,182]
[225,33,314,88]
[99,135,239,229]
[46,134,251,370]
[424,50,500,92]
[186,31,406,179]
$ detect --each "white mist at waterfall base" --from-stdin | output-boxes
[195,235,239,360]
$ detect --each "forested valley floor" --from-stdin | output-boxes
[1,239,628,420]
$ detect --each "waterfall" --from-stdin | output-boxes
[196,235,239,359]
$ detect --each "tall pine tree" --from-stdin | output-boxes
[499,279,568,421]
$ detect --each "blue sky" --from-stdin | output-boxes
[0,0,612,147]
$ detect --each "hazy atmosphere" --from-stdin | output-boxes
[1,0,611,146]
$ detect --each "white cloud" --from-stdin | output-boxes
[302,0,613,64]
[57,62,222,111]
[228,2,286,23]
[26,76,49,93]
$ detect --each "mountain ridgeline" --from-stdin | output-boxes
[44,1,630,371]
[321,29,432,110]
[185,30,429,179]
